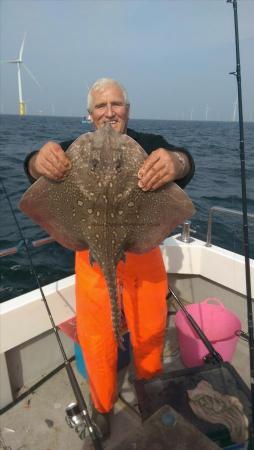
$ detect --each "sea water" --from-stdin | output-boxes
[0,115,253,302]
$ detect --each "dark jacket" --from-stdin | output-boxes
[24,128,195,188]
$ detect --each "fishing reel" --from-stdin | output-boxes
[65,402,87,440]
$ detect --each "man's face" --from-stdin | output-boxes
[89,83,129,134]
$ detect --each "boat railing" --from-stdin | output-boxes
[206,206,254,247]
[1,206,254,257]
[0,236,54,258]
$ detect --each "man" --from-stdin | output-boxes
[24,78,195,439]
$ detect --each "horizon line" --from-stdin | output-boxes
[1,113,253,124]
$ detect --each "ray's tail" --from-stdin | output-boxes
[103,268,125,350]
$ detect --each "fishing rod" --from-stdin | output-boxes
[227,1,254,448]
[0,180,103,450]
[167,289,223,364]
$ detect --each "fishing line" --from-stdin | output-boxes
[0,179,103,450]
[0,356,75,416]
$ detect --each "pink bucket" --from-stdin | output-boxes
[174,297,241,368]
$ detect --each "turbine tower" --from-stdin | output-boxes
[1,33,40,116]
[232,97,238,122]
[205,105,210,121]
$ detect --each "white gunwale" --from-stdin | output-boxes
[1,235,253,354]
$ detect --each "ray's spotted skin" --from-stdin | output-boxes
[19,124,195,346]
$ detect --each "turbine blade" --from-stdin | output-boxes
[19,32,27,60]
[0,59,19,64]
[23,63,41,88]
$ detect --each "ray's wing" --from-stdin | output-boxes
[19,133,99,251]
[124,182,195,253]
[110,134,196,253]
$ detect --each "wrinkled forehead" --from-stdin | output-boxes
[91,83,125,106]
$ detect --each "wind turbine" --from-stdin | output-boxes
[1,33,41,116]
[232,97,238,121]
[205,105,211,121]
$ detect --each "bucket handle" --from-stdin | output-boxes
[236,329,249,341]
[202,297,225,309]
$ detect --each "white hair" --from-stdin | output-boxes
[87,78,130,112]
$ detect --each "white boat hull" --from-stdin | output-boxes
[0,235,253,409]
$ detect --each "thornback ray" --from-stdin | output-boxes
[19,124,195,347]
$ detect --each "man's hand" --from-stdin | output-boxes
[138,148,189,191]
[28,142,71,181]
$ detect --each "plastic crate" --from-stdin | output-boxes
[135,362,252,449]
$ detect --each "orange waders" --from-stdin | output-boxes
[75,247,168,413]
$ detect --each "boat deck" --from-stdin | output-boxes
[0,315,250,450]
[0,361,141,450]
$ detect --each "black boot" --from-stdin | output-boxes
[91,403,111,441]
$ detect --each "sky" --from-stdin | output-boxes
[0,0,253,121]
